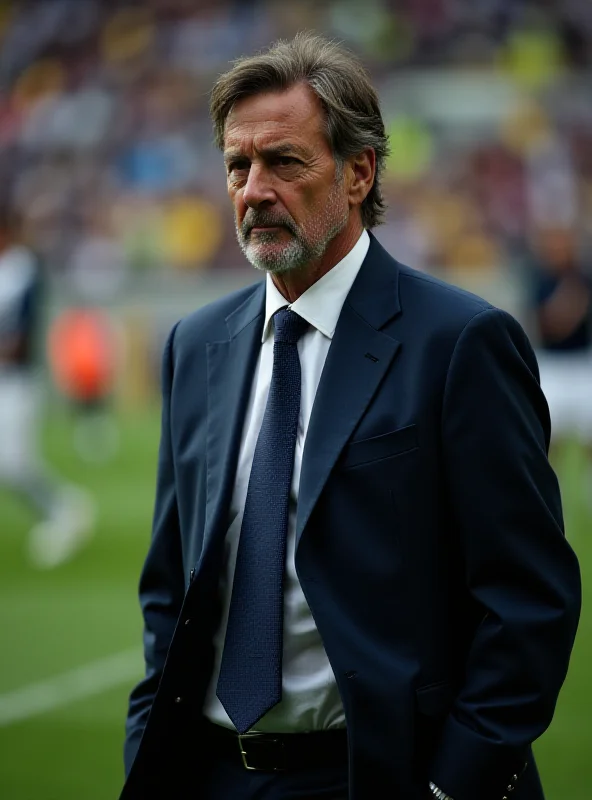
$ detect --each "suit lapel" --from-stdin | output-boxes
[202,285,265,560]
[296,235,402,545]
[202,236,404,555]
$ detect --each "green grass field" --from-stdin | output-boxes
[0,407,589,800]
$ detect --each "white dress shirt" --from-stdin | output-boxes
[203,230,370,732]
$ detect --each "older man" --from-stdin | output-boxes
[121,33,580,800]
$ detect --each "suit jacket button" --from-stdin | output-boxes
[184,618,191,626]
[174,696,183,704]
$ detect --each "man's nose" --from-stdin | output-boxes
[242,164,276,209]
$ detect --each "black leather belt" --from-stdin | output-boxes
[204,720,348,771]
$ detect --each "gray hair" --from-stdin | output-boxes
[210,31,390,229]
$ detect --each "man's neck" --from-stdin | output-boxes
[270,222,364,303]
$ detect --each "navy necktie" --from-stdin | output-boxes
[216,308,309,734]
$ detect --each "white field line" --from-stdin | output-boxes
[0,648,142,726]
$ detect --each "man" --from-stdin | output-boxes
[0,205,95,568]
[121,33,581,800]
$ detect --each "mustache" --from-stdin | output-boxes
[241,210,298,238]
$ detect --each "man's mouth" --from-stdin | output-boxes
[250,225,283,233]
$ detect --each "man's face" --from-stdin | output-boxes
[223,83,350,274]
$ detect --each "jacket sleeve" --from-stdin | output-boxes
[123,322,185,775]
[429,307,581,800]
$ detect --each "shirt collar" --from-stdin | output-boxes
[262,229,370,342]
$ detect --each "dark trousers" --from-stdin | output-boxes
[200,750,349,799]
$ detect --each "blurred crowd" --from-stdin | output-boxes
[0,0,590,304]
[1,0,591,565]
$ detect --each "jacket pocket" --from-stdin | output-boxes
[341,424,418,469]
[415,681,453,717]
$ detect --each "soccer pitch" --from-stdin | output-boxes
[0,407,589,800]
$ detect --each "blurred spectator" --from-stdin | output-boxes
[47,306,120,464]
[526,225,592,489]
[67,207,128,302]
[0,205,96,567]
[161,190,223,271]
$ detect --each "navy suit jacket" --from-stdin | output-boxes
[121,234,580,800]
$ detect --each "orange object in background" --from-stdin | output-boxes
[48,309,117,402]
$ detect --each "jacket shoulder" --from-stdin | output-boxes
[368,233,496,330]
[392,261,534,369]
[173,280,263,348]
[397,262,494,325]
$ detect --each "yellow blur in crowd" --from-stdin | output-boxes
[0,0,589,299]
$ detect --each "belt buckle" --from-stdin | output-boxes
[238,732,286,771]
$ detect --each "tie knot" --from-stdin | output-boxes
[273,308,308,344]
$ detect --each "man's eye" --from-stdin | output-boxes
[228,161,249,175]
[276,156,299,167]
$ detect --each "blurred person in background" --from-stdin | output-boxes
[47,305,120,464]
[45,205,127,464]
[122,33,580,800]
[527,225,592,492]
[0,204,96,568]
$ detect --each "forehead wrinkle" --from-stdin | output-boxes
[224,87,330,157]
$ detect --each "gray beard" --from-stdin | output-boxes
[238,229,314,274]
[235,185,349,275]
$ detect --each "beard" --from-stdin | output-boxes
[235,180,349,274]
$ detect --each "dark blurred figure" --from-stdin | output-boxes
[0,205,96,567]
[527,226,592,491]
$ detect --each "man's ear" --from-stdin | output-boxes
[346,148,376,209]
